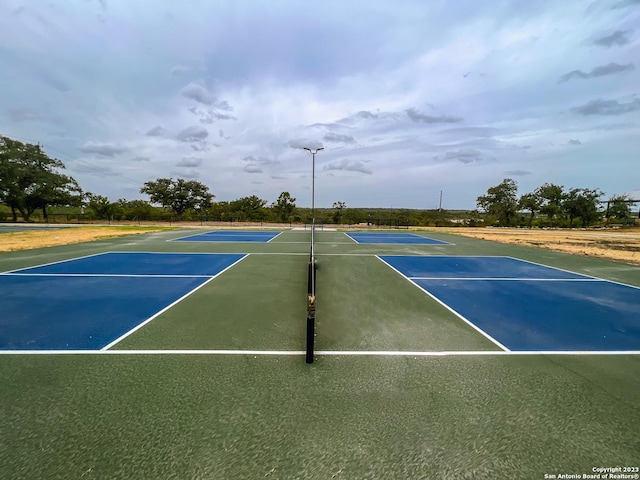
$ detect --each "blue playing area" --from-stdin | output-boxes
[379,255,640,352]
[346,232,450,244]
[0,252,246,350]
[173,230,281,243]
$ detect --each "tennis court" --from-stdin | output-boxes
[1,228,639,479]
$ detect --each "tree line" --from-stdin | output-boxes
[1,136,635,226]
[476,178,635,228]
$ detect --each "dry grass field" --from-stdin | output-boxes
[437,227,640,265]
[0,226,171,252]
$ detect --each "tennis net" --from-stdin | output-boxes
[306,222,316,363]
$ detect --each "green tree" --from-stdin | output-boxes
[272,192,297,222]
[605,195,632,224]
[332,201,346,224]
[536,183,564,225]
[563,188,603,227]
[0,136,82,221]
[85,193,114,220]
[229,195,268,221]
[140,178,214,217]
[476,178,518,226]
[518,192,542,227]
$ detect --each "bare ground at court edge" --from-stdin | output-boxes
[431,226,640,265]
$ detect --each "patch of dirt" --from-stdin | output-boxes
[435,227,640,265]
[0,226,169,252]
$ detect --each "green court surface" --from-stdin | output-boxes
[1,229,639,479]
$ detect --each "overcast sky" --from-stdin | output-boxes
[1,0,639,209]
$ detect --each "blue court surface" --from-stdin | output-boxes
[0,252,246,350]
[173,230,281,243]
[379,255,640,352]
[346,232,450,245]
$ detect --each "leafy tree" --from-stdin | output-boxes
[535,183,564,224]
[518,192,542,227]
[140,178,214,217]
[86,193,114,220]
[476,178,518,226]
[0,136,82,221]
[272,191,297,222]
[563,188,603,227]
[605,195,632,224]
[124,199,154,219]
[229,195,268,221]
[332,201,346,224]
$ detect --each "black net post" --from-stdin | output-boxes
[306,259,316,364]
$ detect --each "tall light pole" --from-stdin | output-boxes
[303,147,324,228]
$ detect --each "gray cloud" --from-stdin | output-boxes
[131,156,150,162]
[433,149,483,164]
[181,82,215,105]
[176,157,203,167]
[190,143,212,152]
[188,106,236,124]
[145,125,172,137]
[324,132,356,144]
[79,141,128,157]
[593,30,630,48]
[175,125,209,142]
[243,155,279,166]
[271,175,288,180]
[568,139,582,145]
[287,139,324,150]
[571,98,640,115]
[557,63,634,83]
[337,110,400,126]
[406,108,462,124]
[323,159,372,174]
[243,164,263,173]
[505,170,532,176]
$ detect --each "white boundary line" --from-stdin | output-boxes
[408,277,601,282]
[267,231,284,242]
[505,256,640,290]
[100,254,249,350]
[2,251,248,277]
[504,256,596,280]
[344,232,451,246]
[343,232,360,244]
[169,231,282,243]
[375,255,511,351]
[1,251,109,274]
[3,273,213,278]
[1,349,638,356]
